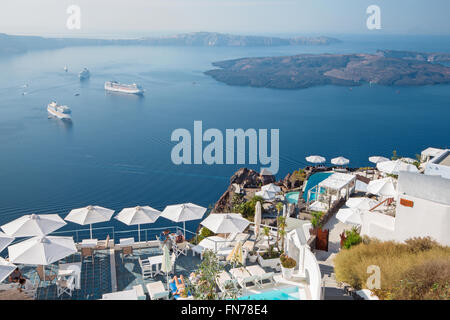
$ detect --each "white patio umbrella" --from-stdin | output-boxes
[160,244,173,285]
[377,159,419,175]
[346,197,379,211]
[331,156,350,166]
[368,156,389,164]
[201,213,250,234]
[0,231,14,252]
[255,190,276,200]
[65,205,115,239]
[305,155,326,164]
[254,201,262,239]
[160,203,207,237]
[8,236,77,265]
[1,214,66,238]
[367,178,397,197]
[261,183,281,193]
[0,257,16,283]
[336,208,363,226]
[115,206,161,242]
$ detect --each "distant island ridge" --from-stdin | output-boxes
[204,50,450,89]
[0,32,341,55]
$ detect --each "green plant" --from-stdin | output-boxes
[195,227,214,244]
[280,254,297,269]
[276,202,283,215]
[276,215,287,252]
[233,195,264,220]
[186,250,238,300]
[391,150,399,160]
[311,211,324,229]
[342,227,362,249]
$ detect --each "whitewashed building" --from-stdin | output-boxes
[361,172,450,246]
[424,149,450,180]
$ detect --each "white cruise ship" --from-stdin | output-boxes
[79,68,90,80]
[104,81,144,95]
[47,101,72,120]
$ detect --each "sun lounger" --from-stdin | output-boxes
[216,271,240,293]
[146,281,169,300]
[245,265,275,286]
[133,284,147,300]
[229,267,259,289]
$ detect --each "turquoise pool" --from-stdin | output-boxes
[302,172,333,202]
[285,192,300,204]
[238,286,300,300]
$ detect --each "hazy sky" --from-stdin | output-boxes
[1,0,449,37]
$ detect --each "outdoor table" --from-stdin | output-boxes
[81,239,98,248]
[101,288,138,300]
[119,238,135,247]
[147,255,164,276]
[58,262,82,289]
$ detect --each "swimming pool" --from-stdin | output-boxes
[238,286,300,300]
[285,192,300,204]
[302,172,333,202]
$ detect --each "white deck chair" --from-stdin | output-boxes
[133,284,147,300]
[245,265,275,286]
[191,244,206,259]
[56,275,75,297]
[229,267,259,289]
[138,257,154,279]
[216,271,240,294]
[146,281,169,300]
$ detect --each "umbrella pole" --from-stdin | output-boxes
[183,221,186,238]
[90,224,93,239]
[138,224,141,243]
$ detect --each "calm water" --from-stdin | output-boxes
[0,35,449,234]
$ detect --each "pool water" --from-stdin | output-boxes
[285,192,300,204]
[238,286,300,300]
[302,172,333,202]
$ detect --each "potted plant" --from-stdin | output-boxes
[280,254,297,280]
[257,226,281,269]
[309,211,323,235]
[247,248,258,263]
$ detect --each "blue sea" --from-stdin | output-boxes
[0,34,449,236]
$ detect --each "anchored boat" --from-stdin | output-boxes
[47,101,72,120]
[104,81,144,95]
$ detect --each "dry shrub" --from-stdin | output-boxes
[333,237,450,300]
[387,258,450,300]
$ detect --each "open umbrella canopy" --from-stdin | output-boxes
[331,156,350,166]
[0,257,16,283]
[65,205,115,226]
[160,203,206,223]
[346,197,379,211]
[377,160,419,175]
[305,155,326,164]
[336,208,363,226]
[261,183,281,193]
[368,156,390,164]
[115,206,160,226]
[8,236,77,265]
[0,232,14,252]
[255,190,276,200]
[367,178,397,197]
[1,214,66,238]
[201,213,250,234]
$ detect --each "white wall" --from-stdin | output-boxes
[360,211,396,241]
[425,149,450,180]
[395,194,450,245]
[303,248,322,300]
